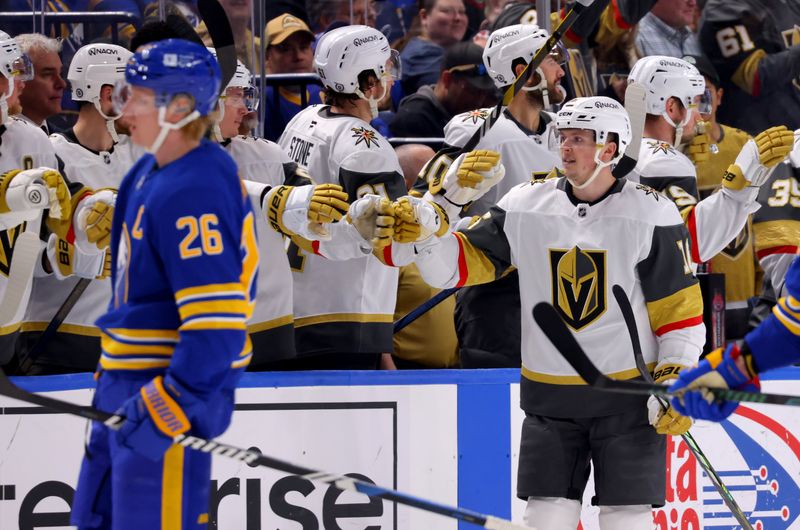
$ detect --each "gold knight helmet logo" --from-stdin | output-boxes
[549,246,607,330]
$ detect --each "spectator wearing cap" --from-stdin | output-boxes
[399,0,469,95]
[391,41,496,138]
[682,53,755,341]
[635,0,701,58]
[264,13,322,142]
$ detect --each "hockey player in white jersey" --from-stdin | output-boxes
[209,54,351,368]
[393,97,705,529]
[420,23,563,368]
[277,25,411,369]
[628,55,794,265]
[0,30,79,367]
[20,43,134,374]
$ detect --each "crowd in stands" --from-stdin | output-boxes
[2,0,799,373]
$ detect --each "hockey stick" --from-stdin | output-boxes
[0,368,532,530]
[0,209,44,326]
[611,82,646,178]
[196,0,237,90]
[611,285,754,530]
[393,286,457,333]
[17,277,90,373]
[531,302,800,406]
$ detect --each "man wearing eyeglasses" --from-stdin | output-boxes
[390,41,497,139]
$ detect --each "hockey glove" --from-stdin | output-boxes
[433,150,505,207]
[114,374,200,461]
[393,196,449,244]
[46,233,110,280]
[670,343,760,422]
[0,168,71,221]
[265,183,349,240]
[723,125,794,189]
[685,130,711,165]
[647,363,693,435]
[346,194,395,249]
[74,189,116,252]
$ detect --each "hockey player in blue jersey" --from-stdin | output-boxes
[671,255,800,422]
[70,39,259,529]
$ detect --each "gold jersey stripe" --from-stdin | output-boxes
[522,362,656,385]
[248,314,294,333]
[645,283,703,335]
[294,313,393,328]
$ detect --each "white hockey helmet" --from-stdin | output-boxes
[69,43,132,104]
[206,48,258,111]
[556,96,632,189]
[628,55,705,115]
[313,25,400,95]
[0,31,34,122]
[483,24,549,88]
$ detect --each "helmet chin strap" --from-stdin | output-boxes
[567,146,619,190]
[148,106,200,155]
[662,108,692,147]
[355,80,389,120]
[1,78,15,124]
[521,68,554,107]
[94,100,122,143]
[212,101,225,142]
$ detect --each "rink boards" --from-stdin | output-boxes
[1,368,799,530]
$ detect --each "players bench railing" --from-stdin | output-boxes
[0,12,140,46]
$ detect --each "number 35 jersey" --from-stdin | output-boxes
[279,105,406,356]
[97,140,258,393]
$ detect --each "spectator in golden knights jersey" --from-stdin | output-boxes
[700,0,800,134]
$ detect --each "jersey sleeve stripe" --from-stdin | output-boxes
[382,244,395,267]
[756,245,800,260]
[774,297,800,336]
[732,49,767,96]
[174,283,246,304]
[105,328,179,343]
[178,300,251,320]
[686,210,701,264]
[101,335,175,356]
[754,220,800,259]
[645,283,704,336]
[99,358,172,370]
[179,318,247,331]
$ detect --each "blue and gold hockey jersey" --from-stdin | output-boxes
[96,140,258,392]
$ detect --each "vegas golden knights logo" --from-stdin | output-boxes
[721,223,750,259]
[549,246,607,330]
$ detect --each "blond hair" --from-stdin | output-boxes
[181,112,217,141]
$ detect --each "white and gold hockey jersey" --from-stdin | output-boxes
[631,138,757,264]
[0,118,59,363]
[422,107,560,215]
[19,129,135,371]
[228,135,303,366]
[415,176,705,417]
[278,105,406,356]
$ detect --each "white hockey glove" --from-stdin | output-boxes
[393,196,449,244]
[264,183,349,241]
[723,125,794,189]
[0,168,71,221]
[46,233,110,280]
[433,150,505,207]
[346,194,395,249]
[74,189,116,253]
[647,363,693,436]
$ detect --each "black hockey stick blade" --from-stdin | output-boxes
[0,368,533,530]
[533,301,800,406]
[612,285,755,530]
[197,0,237,90]
[457,0,595,155]
[612,82,646,178]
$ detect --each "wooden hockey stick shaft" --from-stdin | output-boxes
[611,285,754,530]
[0,369,533,530]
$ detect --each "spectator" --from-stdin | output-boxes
[699,0,800,134]
[391,41,496,138]
[392,143,459,368]
[682,54,756,341]
[400,0,469,95]
[13,34,66,134]
[309,0,379,33]
[635,0,701,58]
[264,13,322,142]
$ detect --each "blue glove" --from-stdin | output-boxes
[114,375,194,461]
[670,343,760,422]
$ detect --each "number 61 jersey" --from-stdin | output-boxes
[279,104,407,357]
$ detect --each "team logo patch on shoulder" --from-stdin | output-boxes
[635,183,660,201]
[462,110,489,124]
[351,126,379,148]
[647,140,676,155]
[549,246,607,331]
